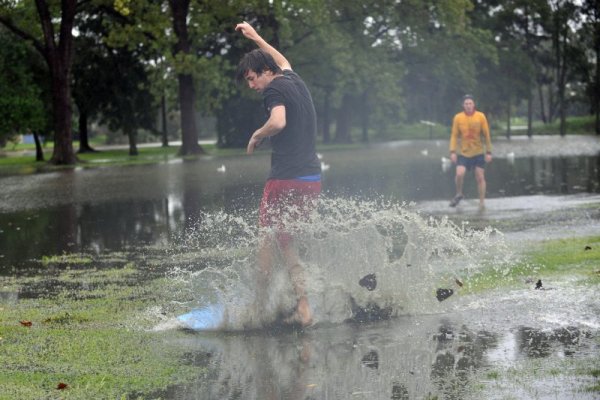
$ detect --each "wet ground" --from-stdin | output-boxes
[1,135,599,399]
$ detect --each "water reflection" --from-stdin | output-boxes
[517,326,590,359]
[160,317,596,400]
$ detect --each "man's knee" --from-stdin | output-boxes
[455,167,466,178]
[475,168,486,184]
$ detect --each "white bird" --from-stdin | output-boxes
[420,149,429,156]
[217,164,226,173]
[506,152,515,164]
[317,153,323,160]
[441,156,452,172]
[321,162,330,171]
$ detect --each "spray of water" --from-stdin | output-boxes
[156,197,514,330]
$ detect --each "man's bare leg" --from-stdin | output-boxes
[255,235,274,318]
[283,244,313,327]
[450,165,466,207]
[475,166,486,209]
[455,165,466,197]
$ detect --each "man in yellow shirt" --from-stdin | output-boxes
[449,95,492,209]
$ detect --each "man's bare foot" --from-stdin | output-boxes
[284,296,313,327]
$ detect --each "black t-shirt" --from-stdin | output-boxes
[263,69,321,180]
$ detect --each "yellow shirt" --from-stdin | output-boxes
[449,111,492,157]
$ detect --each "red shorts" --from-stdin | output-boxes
[259,179,321,246]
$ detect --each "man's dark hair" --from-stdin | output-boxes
[236,49,282,82]
[462,94,474,102]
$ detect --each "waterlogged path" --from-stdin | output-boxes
[0,135,599,399]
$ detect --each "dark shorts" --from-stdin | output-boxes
[457,154,485,171]
[259,179,321,247]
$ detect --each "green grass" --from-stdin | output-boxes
[462,236,600,293]
[0,259,204,400]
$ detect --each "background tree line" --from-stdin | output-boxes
[0,0,598,165]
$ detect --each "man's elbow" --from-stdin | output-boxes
[272,119,286,131]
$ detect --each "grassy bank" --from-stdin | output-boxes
[0,259,201,400]
[462,235,600,293]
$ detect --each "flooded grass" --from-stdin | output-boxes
[0,259,204,400]
[462,235,600,293]
[1,232,598,398]
[468,352,600,399]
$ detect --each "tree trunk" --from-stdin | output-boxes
[334,94,352,143]
[170,0,204,156]
[49,61,77,164]
[322,90,331,144]
[538,82,547,124]
[506,97,511,140]
[161,94,169,147]
[527,91,533,138]
[177,73,203,155]
[524,5,533,139]
[77,107,96,153]
[592,41,600,135]
[558,27,568,137]
[361,90,369,143]
[127,130,138,156]
[33,131,44,161]
[35,0,78,165]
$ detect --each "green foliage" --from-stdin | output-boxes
[0,27,47,146]
[1,0,598,146]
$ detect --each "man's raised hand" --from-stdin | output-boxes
[235,21,260,41]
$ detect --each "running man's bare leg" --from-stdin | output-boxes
[475,166,486,208]
[255,235,275,312]
[455,165,466,197]
[282,244,313,326]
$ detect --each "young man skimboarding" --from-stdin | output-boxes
[235,22,321,327]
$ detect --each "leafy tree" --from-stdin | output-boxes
[548,0,582,136]
[482,0,550,137]
[580,0,600,134]
[95,46,156,156]
[0,0,80,164]
[72,7,161,155]
[0,26,47,153]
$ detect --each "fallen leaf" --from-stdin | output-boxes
[57,382,69,390]
[584,246,592,251]
[455,278,464,287]
[307,384,317,388]
[19,320,32,327]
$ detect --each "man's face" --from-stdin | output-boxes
[463,99,475,114]
[244,70,274,93]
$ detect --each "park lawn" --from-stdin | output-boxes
[0,140,369,172]
[462,235,600,293]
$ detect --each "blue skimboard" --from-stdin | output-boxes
[177,303,225,331]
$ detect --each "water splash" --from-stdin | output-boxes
[156,197,513,331]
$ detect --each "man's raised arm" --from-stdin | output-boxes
[235,21,292,70]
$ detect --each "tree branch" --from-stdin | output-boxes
[34,0,56,54]
[0,15,46,56]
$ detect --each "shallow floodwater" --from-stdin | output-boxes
[1,135,600,399]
